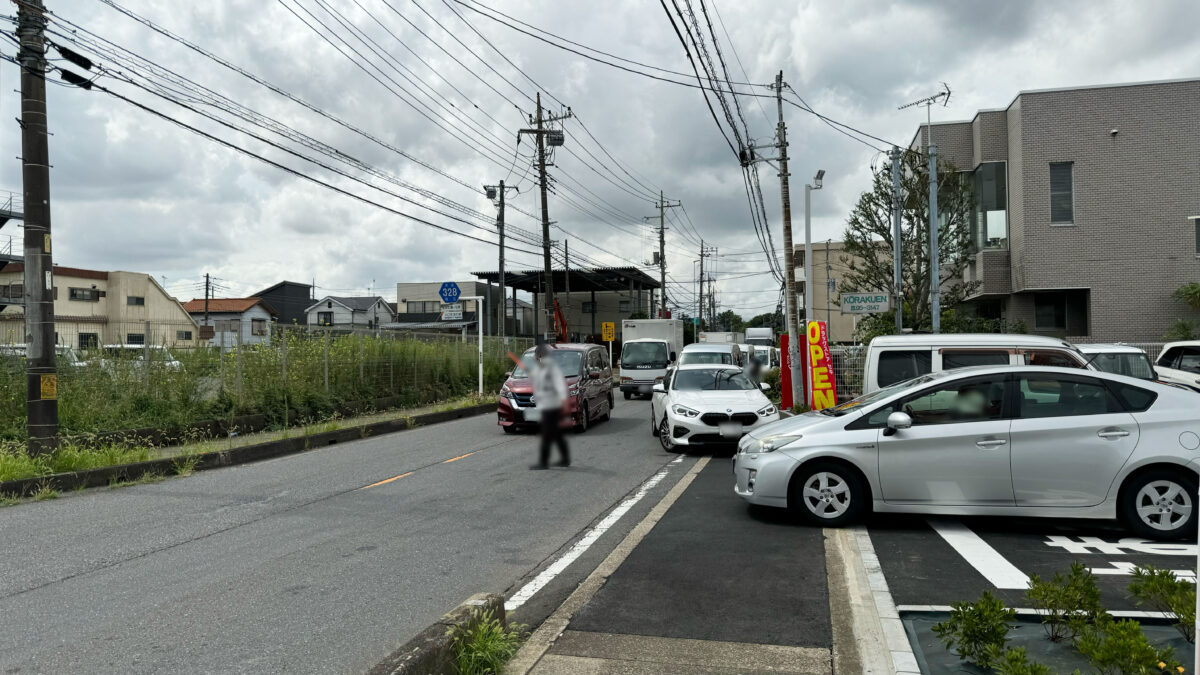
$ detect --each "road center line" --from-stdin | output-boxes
[359,472,413,490]
[443,452,476,463]
[505,455,686,612]
[927,518,1029,590]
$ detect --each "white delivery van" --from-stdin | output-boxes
[678,342,742,367]
[861,334,1091,393]
[620,319,683,399]
[745,327,774,347]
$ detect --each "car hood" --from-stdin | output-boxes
[743,409,844,439]
[503,375,580,393]
[672,389,768,410]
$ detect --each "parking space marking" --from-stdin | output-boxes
[927,518,1030,590]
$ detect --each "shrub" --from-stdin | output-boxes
[932,590,1015,668]
[1026,561,1104,642]
[989,646,1055,675]
[448,609,528,675]
[1076,615,1180,675]
[1128,565,1196,643]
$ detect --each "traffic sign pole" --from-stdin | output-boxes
[602,321,615,373]
[462,295,484,395]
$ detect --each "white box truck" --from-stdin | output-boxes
[698,331,744,344]
[619,319,683,399]
[745,327,775,347]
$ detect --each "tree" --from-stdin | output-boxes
[745,311,782,331]
[840,151,979,341]
[716,309,745,332]
[627,311,649,320]
[1166,282,1200,339]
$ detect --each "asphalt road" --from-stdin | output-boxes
[0,399,687,674]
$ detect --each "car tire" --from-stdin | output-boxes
[1120,468,1198,541]
[623,391,632,400]
[576,402,590,433]
[658,417,674,452]
[502,424,517,434]
[650,406,660,436]
[788,461,867,528]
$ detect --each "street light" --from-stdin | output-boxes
[803,169,824,407]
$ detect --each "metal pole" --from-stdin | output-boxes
[19,0,57,454]
[890,146,903,334]
[144,321,151,386]
[659,191,667,318]
[804,182,814,406]
[775,71,801,412]
[825,239,832,335]
[698,241,705,331]
[464,296,484,394]
[563,239,570,334]
[323,328,329,392]
[497,180,506,341]
[928,107,941,333]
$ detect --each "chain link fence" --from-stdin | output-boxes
[0,319,533,441]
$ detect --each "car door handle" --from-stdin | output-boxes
[975,438,1008,448]
[1097,428,1131,440]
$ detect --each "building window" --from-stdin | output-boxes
[972,162,1008,249]
[1192,216,1200,256]
[176,330,193,341]
[127,333,145,345]
[619,300,631,313]
[1034,294,1067,330]
[78,333,98,350]
[127,295,145,306]
[1049,162,1074,224]
[68,287,100,302]
[317,311,334,326]
[251,318,267,336]
[582,301,595,314]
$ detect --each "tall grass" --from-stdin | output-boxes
[0,331,529,441]
[0,441,152,482]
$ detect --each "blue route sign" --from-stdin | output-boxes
[439,282,461,304]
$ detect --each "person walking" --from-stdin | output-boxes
[532,343,570,470]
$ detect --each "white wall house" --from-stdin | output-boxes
[305,296,394,328]
[182,297,277,349]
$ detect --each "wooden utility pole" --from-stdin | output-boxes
[648,192,681,318]
[775,71,802,410]
[204,273,211,325]
[518,94,571,339]
[19,0,57,454]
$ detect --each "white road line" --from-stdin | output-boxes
[927,518,1030,590]
[897,604,1174,620]
[504,455,684,611]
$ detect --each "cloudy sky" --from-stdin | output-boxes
[1,0,1197,317]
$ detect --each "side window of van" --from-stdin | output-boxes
[878,350,932,387]
[942,350,1010,370]
[1021,350,1083,368]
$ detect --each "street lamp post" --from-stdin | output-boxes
[803,170,824,407]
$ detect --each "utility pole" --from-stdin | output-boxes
[647,192,681,318]
[825,239,833,333]
[484,180,517,340]
[19,0,57,454]
[889,146,903,334]
[698,241,704,331]
[204,273,211,325]
[773,71,802,410]
[563,239,570,336]
[518,94,571,339]
[900,84,951,332]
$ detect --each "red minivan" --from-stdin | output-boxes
[497,343,614,433]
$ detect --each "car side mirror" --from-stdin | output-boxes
[759,382,770,392]
[669,351,677,363]
[652,383,666,393]
[883,411,913,436]
[504,371,512,378]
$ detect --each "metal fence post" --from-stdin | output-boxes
[281,327,289,429]
[323,328,330,393]
[144,320,151,386]
[235,328,243,394]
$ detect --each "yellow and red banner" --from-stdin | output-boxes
[807,321,837,410]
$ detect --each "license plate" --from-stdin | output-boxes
[719,422,742,437]
[514,409,524,421]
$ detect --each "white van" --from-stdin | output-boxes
[862,334,1091,393]
[678,342,742,367]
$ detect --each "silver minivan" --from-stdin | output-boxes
[862,334,1091,393]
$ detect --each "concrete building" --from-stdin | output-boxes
[0,264,200,349]
[910,77,1200,341]
[254,281,312,326]
[795,241,865,345]
[182,297,276,350]
[394,281,503,334]
[305,296,394,328]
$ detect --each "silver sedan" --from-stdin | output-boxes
[733,365,1200,540]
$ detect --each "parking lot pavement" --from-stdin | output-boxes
[867,513,1197,612]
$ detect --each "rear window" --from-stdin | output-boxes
[942,350,1010,370]
[1106,382,1157,413]
[680,351,732,365]
[878,350,932,387]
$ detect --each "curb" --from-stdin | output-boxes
[367,593,505,675]
[0,402,496,498]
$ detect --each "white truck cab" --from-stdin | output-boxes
[619,319,683,399]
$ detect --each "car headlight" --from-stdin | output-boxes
[568,384,581,396]
[671,404,700,418]
[746,432,803,453]
[500,385,515,399]
[756,404,777,417]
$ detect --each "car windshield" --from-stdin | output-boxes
[511,350,583,378]
[1087,352,1155,380]
[821,374,937,416]
[672,369,757,391]
[679,351,731,365]
[622,341,669,368]
[752,352,770,366]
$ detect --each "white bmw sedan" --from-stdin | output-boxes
[650,364,779,452]
[734,365,1200,540]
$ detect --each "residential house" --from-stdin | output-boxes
[305,296,394,328]
[394,281,504,334]
[909,77,1200,341]
[0,264,200,349]
[254,280,313,326]
[182,297,276,349]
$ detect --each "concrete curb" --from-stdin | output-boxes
[368,593,506,675]
[0,402,496,498]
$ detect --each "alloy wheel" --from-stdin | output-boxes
[801,471,852,519]
[659,418,673,451]
[1135,480,1193,532]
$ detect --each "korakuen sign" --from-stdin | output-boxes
[806,321,837,410]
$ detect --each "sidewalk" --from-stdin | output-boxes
[506,457,898,675]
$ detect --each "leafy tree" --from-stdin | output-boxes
[1174,282,1200,310]
[840,151,979,341]
[715,309,745,332]
[1167,282,1200,339]
[745,311,782,331]
[627,311,649,320]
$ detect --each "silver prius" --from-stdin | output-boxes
[733,365,1200,540]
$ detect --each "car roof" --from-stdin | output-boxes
[674,363,740,371]
[869,333,1076,349]
[1162,340,1200,349]
[1075,343,1146,354]
[682,343,734,352]
[521,343,596,353]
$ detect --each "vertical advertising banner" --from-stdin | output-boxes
[807,321,838,410]
[780,333,792,411]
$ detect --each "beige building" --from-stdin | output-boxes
[795,241,867,345]
[0,264,200,350]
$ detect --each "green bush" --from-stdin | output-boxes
[989,646,1056,675]
[1026,561,1103,642]
[932,590,1016,669]
[1128,566,1196,643]
[448,609,528,675]
[1076,615,1180,675]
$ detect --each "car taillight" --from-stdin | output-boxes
[621,377,632,382]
